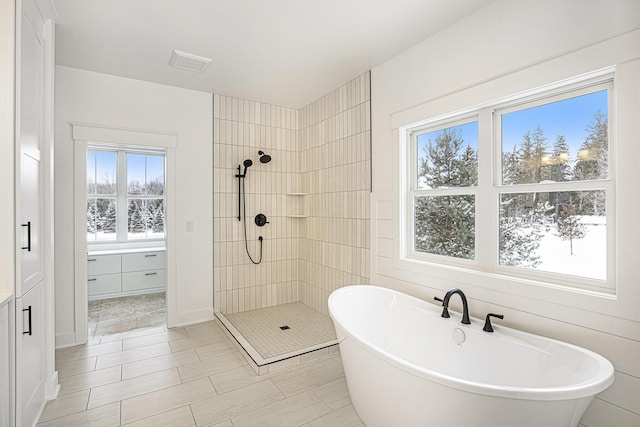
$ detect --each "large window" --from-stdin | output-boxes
[406,79,612,290]
[87,147,166,243]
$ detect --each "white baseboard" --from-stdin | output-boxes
[55,332,77,349]
[176,308,214,327]
[45,371,59,400]
[88,287,165,301]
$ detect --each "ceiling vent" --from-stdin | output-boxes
[168,50,212,73]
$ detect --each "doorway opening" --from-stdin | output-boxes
[85,146,167,340]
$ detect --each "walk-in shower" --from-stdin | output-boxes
[214,85,369,375]
[235,151,271,264]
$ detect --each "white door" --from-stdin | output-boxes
[15,282,45,427]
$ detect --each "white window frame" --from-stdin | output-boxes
[86,146,167,244]
[402,74,615,293]
[407,115,479,266]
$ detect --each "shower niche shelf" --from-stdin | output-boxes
[286,193,308,218]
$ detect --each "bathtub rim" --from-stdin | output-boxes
[328,284,615,401]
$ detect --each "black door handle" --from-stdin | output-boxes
[23,306,32,336]
[21,222,31,251]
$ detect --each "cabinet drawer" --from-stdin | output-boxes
[122,251,166,272]
[122,269,166,291]
[88,273,121,295]
[87,254,121,275]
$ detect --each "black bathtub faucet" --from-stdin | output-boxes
[434,288,471,325]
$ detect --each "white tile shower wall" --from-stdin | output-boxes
[213,95,301,314]
[298,73,371,314]
[214,72,371,315]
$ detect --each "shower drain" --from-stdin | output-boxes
[279,325,290,330]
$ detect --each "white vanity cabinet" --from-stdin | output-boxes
[87,254,122,297]
[88,250,166,299]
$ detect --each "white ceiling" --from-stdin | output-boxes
[54,0,495,108]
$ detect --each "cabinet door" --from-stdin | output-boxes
[19,154,43,297]
[122,251,166,272]
[122,269,166,292]
[87,254,121,276]
[17,2,44,298]
[15,283,45,427]
[88,274,122,297]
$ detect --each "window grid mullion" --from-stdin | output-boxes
[116,151,128,241]
[476,109,495,268]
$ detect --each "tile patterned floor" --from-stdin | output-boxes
[42,319,364,426]
[224,303,337,360]
[88,293,166,340]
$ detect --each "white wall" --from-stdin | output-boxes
[55,66,213,344]
[371,0,640,426]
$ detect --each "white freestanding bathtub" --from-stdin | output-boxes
[328,285,614,427]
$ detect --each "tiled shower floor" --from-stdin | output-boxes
[217,302,338,372]
[88,292,166,340]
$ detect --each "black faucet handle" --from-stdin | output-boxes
[434,295,450,318]
[483,313,504,332]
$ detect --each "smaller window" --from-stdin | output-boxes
[411,120,478,260]
[86,150,118,242]
[126,153,165,240]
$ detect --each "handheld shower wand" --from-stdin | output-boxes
[234,151,272,264]
[242,159,253,175]
[235,159,253,220]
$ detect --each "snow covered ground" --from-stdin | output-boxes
[535,220,606,280]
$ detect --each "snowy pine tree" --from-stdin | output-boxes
[556,199,585,256]
[128,200,146,233]
[518,127,548,184]
[502,147,522,185]
[415,128,476,259]
[574,111,608,215]
[574,110,608,181]
[151,201,165,233]
[499,196,552,268]
[101,201,117,233]
[87,201,97,233]
[550,135,571,183]
[419,128,477,188]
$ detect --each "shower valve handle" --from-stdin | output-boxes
[255,213,269,227]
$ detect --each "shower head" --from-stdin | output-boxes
[242,159,253,176]
[258,151,271,164]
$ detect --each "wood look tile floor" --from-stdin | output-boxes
[42,320,364,426]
